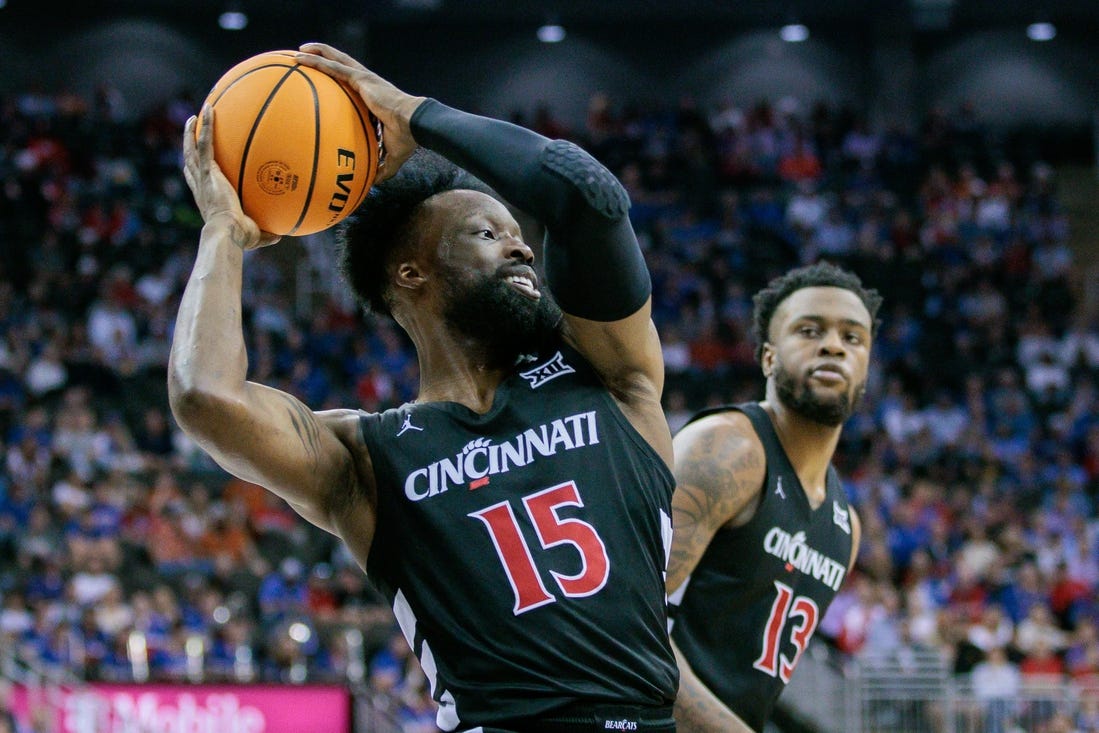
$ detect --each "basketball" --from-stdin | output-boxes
[198,50,380,236]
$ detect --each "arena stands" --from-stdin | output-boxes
[0,74,1095,732]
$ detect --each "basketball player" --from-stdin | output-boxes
[666,263,880,732]
[172,43,677,732]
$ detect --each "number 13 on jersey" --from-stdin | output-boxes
[753,580,819,683]
[470,481,611,615]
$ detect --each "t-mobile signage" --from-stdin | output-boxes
[10,683,351,733]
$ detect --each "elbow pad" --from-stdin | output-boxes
[538,140,650,321]
[541,139,630,221]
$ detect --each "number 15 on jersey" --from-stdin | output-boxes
[470,481,611,615]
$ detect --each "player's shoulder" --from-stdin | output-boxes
[315,408,378,500]
[316,406,367,425]
[672,408,767,520]
[315,408,369,447]
[675,408,761,450]
[673,409,766,478]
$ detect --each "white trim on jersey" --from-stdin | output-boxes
[394,589,461,731]
[666,575,691,633]
[420,640,460,730]
[667,577,690,607]
[392,588,418,650]
[661,507,676,634]
[660,509,674,571]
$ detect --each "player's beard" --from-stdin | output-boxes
[443,268,562,366]
[773,359,864,427]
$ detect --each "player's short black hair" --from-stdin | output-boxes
[336,149,496,317]
[751,261,883,362]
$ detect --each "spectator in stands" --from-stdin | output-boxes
[968,605,1015,654]
[208,615,257,682]
[994,560,1047,625]
[970,645,1020,733]
[146,500,199,576]
[197,500,255,565]
[1019,637,1065,681]
[258,558,309,624]
[1016,603,1068,657]
[68,555,117,607]
[777,134,823,184]
[133,406,174,458]
[369,631,421,702]
[94,585,133,637]
[1019,637,1067,731]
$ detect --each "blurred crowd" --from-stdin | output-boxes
[0,78,1096,733]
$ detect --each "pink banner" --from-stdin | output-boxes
[10,683,351,733]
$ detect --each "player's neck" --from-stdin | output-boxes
[760,399,841,503]
[412,328,513,413]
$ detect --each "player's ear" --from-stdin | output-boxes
[761,343,775,378]
[395,260,426,291]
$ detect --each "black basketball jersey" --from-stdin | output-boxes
[668,402,853,731]
[358,340,678,731]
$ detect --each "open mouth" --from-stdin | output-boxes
[504,273,541,299]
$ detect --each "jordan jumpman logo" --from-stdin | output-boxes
[397,414,424,437]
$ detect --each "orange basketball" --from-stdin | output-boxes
[198,50,379,236]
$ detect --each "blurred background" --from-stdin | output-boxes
[0,1,1098,732]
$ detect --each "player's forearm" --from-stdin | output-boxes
[410,99,573,224]
[410,99,650,321]
[673,643,757,733]
[168,218,250,415]
[675,683,755,733]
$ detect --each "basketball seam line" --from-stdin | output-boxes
[209,61,298,108]
[285,64,321,237]
[236,65,301,226]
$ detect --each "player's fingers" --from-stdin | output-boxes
[182,116,197,160]
[298,42,365,71]
[293,51,341,76]
[182,116,201,190]
[195,105,214,160]
[293,52,365,90]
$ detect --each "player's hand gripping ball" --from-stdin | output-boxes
[197,50,382,236]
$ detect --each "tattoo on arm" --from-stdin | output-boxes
[669,426,763,588]
[280,394,321,469]
[676,682,749,733]
[676,674,718,731]
[673,642,757,733]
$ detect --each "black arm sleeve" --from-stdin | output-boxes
[409,98,651,321]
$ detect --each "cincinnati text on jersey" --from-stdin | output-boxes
[762,527,846,591]
[403,411,601,501]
